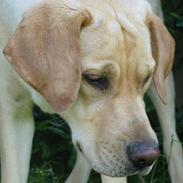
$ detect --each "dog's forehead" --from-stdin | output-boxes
[81,0,150,28]
[80,0,154,71]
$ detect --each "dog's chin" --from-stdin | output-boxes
[92,165,128,177]
[91,161,154,178]
[77,145,154,178]
[91,163,145,177]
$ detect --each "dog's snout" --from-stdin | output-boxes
[127,140,160,169]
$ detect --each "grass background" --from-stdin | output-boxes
[28,1,183,182]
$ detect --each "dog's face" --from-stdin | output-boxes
[3,0,174,177]
[63,3,158,176]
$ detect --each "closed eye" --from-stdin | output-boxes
[83,74,109,91]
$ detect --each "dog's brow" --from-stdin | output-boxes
[117,14,138,36]
[82,61,116,71]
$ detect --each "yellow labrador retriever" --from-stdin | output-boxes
[0,0,182,183]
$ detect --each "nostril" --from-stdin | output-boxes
[127,140,160,169]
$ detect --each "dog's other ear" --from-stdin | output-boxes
[148,13,175,104]
[3,3,91,112]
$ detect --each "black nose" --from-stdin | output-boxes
[127,140,160,169]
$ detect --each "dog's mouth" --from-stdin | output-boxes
[138,163,154,176]
[75,141,154,177]
[76,141,84,154]
[91,162,153,177]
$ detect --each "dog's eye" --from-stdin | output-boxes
[83,74,109,91]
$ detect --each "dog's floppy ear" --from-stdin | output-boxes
[3,3,91,112]
[148,13,175,104]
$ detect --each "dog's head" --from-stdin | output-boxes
[3,0,174,177]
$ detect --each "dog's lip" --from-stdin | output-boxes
[75,142,153,177]
[91,158,152,177]
[138,163,154,176]
[76,141,83,153]
[129,164,153,176]
[92,165,149,177]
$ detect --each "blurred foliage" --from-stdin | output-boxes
[28,1,183,183]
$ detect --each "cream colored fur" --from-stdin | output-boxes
[0,0,182,183]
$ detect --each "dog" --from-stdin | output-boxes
[0,0,183,183]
